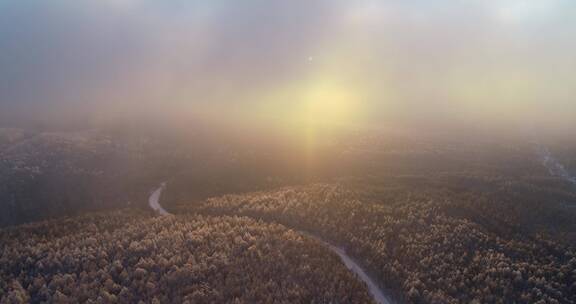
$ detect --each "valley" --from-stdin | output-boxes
[1,128,576,303]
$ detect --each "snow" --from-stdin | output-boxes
[304,233,394,304]
[147,182,394,304]
[148,182,170,216]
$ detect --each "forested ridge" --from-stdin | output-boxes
[195,183,576,304]
[0,209,374,303]
[2,129,576,303]
[3,180,576,303]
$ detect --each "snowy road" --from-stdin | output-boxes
[147,183,394,304]
[303,233,394,304]
[148,182,170,215]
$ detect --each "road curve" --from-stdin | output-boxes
[147,182,394,304]
[303,232,394,304]
[148,182,170,215]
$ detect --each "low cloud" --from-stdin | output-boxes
[0,0,574,135]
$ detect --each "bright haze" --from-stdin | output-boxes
[1,0,575,137]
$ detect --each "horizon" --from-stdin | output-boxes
[1,0,575,138]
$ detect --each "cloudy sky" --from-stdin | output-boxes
[0,0,575,134]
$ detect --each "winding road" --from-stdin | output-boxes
[303,233,394,304]
[147,182,394,304]
[148,182,169,215]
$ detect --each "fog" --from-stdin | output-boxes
[1,0,575,138]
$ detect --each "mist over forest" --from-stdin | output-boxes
[1,1,576,304]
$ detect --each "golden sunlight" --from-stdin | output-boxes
[256,72,367,134]
[298,80,363,127]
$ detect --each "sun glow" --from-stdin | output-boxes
[287,78,365,175]
[256,65,368,133]
[299,81,363,127]
[251,72,368,173]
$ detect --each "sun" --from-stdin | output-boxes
[298,80,362,127]
[255,75,366,132]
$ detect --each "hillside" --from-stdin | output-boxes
[191,183,576,303]
[0,209,375,303]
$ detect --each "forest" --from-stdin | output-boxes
[0,209,374,303]
[193,183,576,303]
[2,0,576,303]
[2,129,576,303]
